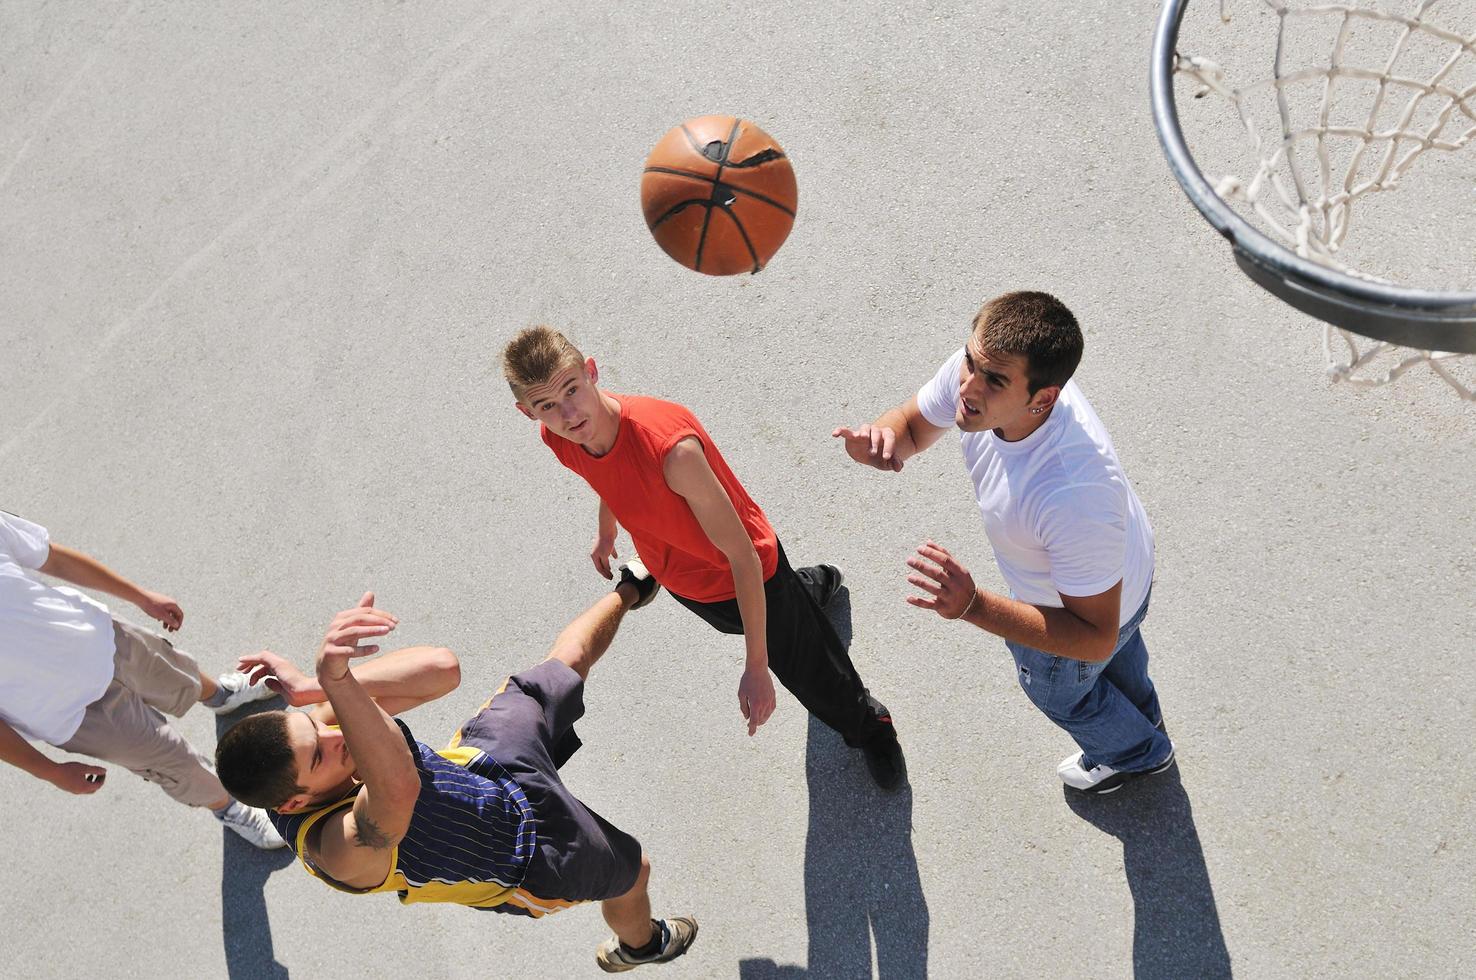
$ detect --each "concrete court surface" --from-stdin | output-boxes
[2,2,1473,978]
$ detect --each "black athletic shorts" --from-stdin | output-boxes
[453,659,643,914]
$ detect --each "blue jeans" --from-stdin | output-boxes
[1007,591,1170,773]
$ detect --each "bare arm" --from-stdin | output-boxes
[662,437,776,735]
[0,719,107,795]
[307,596,422,889]
[590,499,620,579]
[907,541,1123,662]
[236,645,461,723]
[833,396,951,472]
[39,542,184,631]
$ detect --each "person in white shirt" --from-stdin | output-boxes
[833,291,1173,795]
[0,509,284,846]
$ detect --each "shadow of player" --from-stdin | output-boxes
[1064,763,1233,980]
[739,587,930,979]
[217,701,295,979]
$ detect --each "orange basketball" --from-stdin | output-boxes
[640,115,798,276]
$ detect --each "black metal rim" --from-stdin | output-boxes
[1149,0,1476,347]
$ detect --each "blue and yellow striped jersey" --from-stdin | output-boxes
[270,719,537,909]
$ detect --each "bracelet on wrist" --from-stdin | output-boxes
[949,585,980,621]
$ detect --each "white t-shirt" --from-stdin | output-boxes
[916,348,1155,621]
[0,511,117,745]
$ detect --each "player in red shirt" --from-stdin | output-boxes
[502,326,904,789]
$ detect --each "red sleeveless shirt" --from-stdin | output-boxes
[542,394,779,602]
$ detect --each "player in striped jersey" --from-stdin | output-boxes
[215,567,697,973]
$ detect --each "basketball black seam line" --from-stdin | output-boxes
[649,199,705,231]
[643,167,796,218]
[695,120,739,273]
[694,201,715,272]
[721,205,761,273]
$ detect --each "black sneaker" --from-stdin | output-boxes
[615,560,660,610]
[862,732,906,791]
[797,563,845,608]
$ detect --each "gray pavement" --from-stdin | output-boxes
[2,2,1473,978]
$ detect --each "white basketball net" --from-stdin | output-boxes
[1176,0,1476,399]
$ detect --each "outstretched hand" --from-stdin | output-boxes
[237,649,317,706]
[832,425,905,472]
[905,540,978,620]
[317,591,398,681]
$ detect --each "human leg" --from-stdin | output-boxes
[110,619,270,716]
[672,547,902,786]
[1100,623,1163,727]
[1008,637,1171,775]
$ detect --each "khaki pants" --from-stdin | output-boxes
[59,619,225,807]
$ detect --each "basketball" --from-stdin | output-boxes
[640,115,798,276]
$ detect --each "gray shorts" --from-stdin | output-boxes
[59,619,223,807]
[452,659,643,909]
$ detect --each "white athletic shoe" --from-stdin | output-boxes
[1058,746,1175,795]
[208,671,276,715]
[214,801,287,849]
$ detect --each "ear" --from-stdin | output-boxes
[278,795,309,814]
[515,401,535,420]
[1030,385,1061,413]
[585,357,599,386]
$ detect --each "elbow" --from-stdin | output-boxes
[1087,634,1117,663]
[431,647,461,693]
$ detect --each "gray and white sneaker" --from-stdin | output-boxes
[207,671,276,715]
[616,559,661,610]
[596,916,699,973]
[214,800,287,849]
[1058,746,1176,795]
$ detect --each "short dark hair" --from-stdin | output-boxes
[972,291,1084,394]
[215,711,304,810]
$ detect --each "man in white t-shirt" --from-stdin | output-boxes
[0,509,285,846]
[834,291,1173,795]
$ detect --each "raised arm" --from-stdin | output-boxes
[39,542,184,632]
[235,645,461,723]
[307,594,422,889]
[833,395,950,472]
[662,437,776,736]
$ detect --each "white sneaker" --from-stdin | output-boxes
[208,671,276,715]
[214,801,287,849]
[1058,746,1175,795]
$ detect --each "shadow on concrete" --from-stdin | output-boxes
[739,588,930,979]
[1065,764,1232,980]
[217,701,295,979]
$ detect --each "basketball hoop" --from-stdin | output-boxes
[1151,0,1476,399]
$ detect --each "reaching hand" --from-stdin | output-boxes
[237,650,316,706]
[317,591,398,681]
[590,529,619,580]
[831,425,905,472]
[737,664,776,736]
[905,540,979,620]
[51,761,106,795]
[137,590,184,632]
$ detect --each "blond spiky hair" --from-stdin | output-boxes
[501,325,586,400]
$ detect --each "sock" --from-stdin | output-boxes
[620,920,665,959]
[202,676,235,708]
[212,800,244,822]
